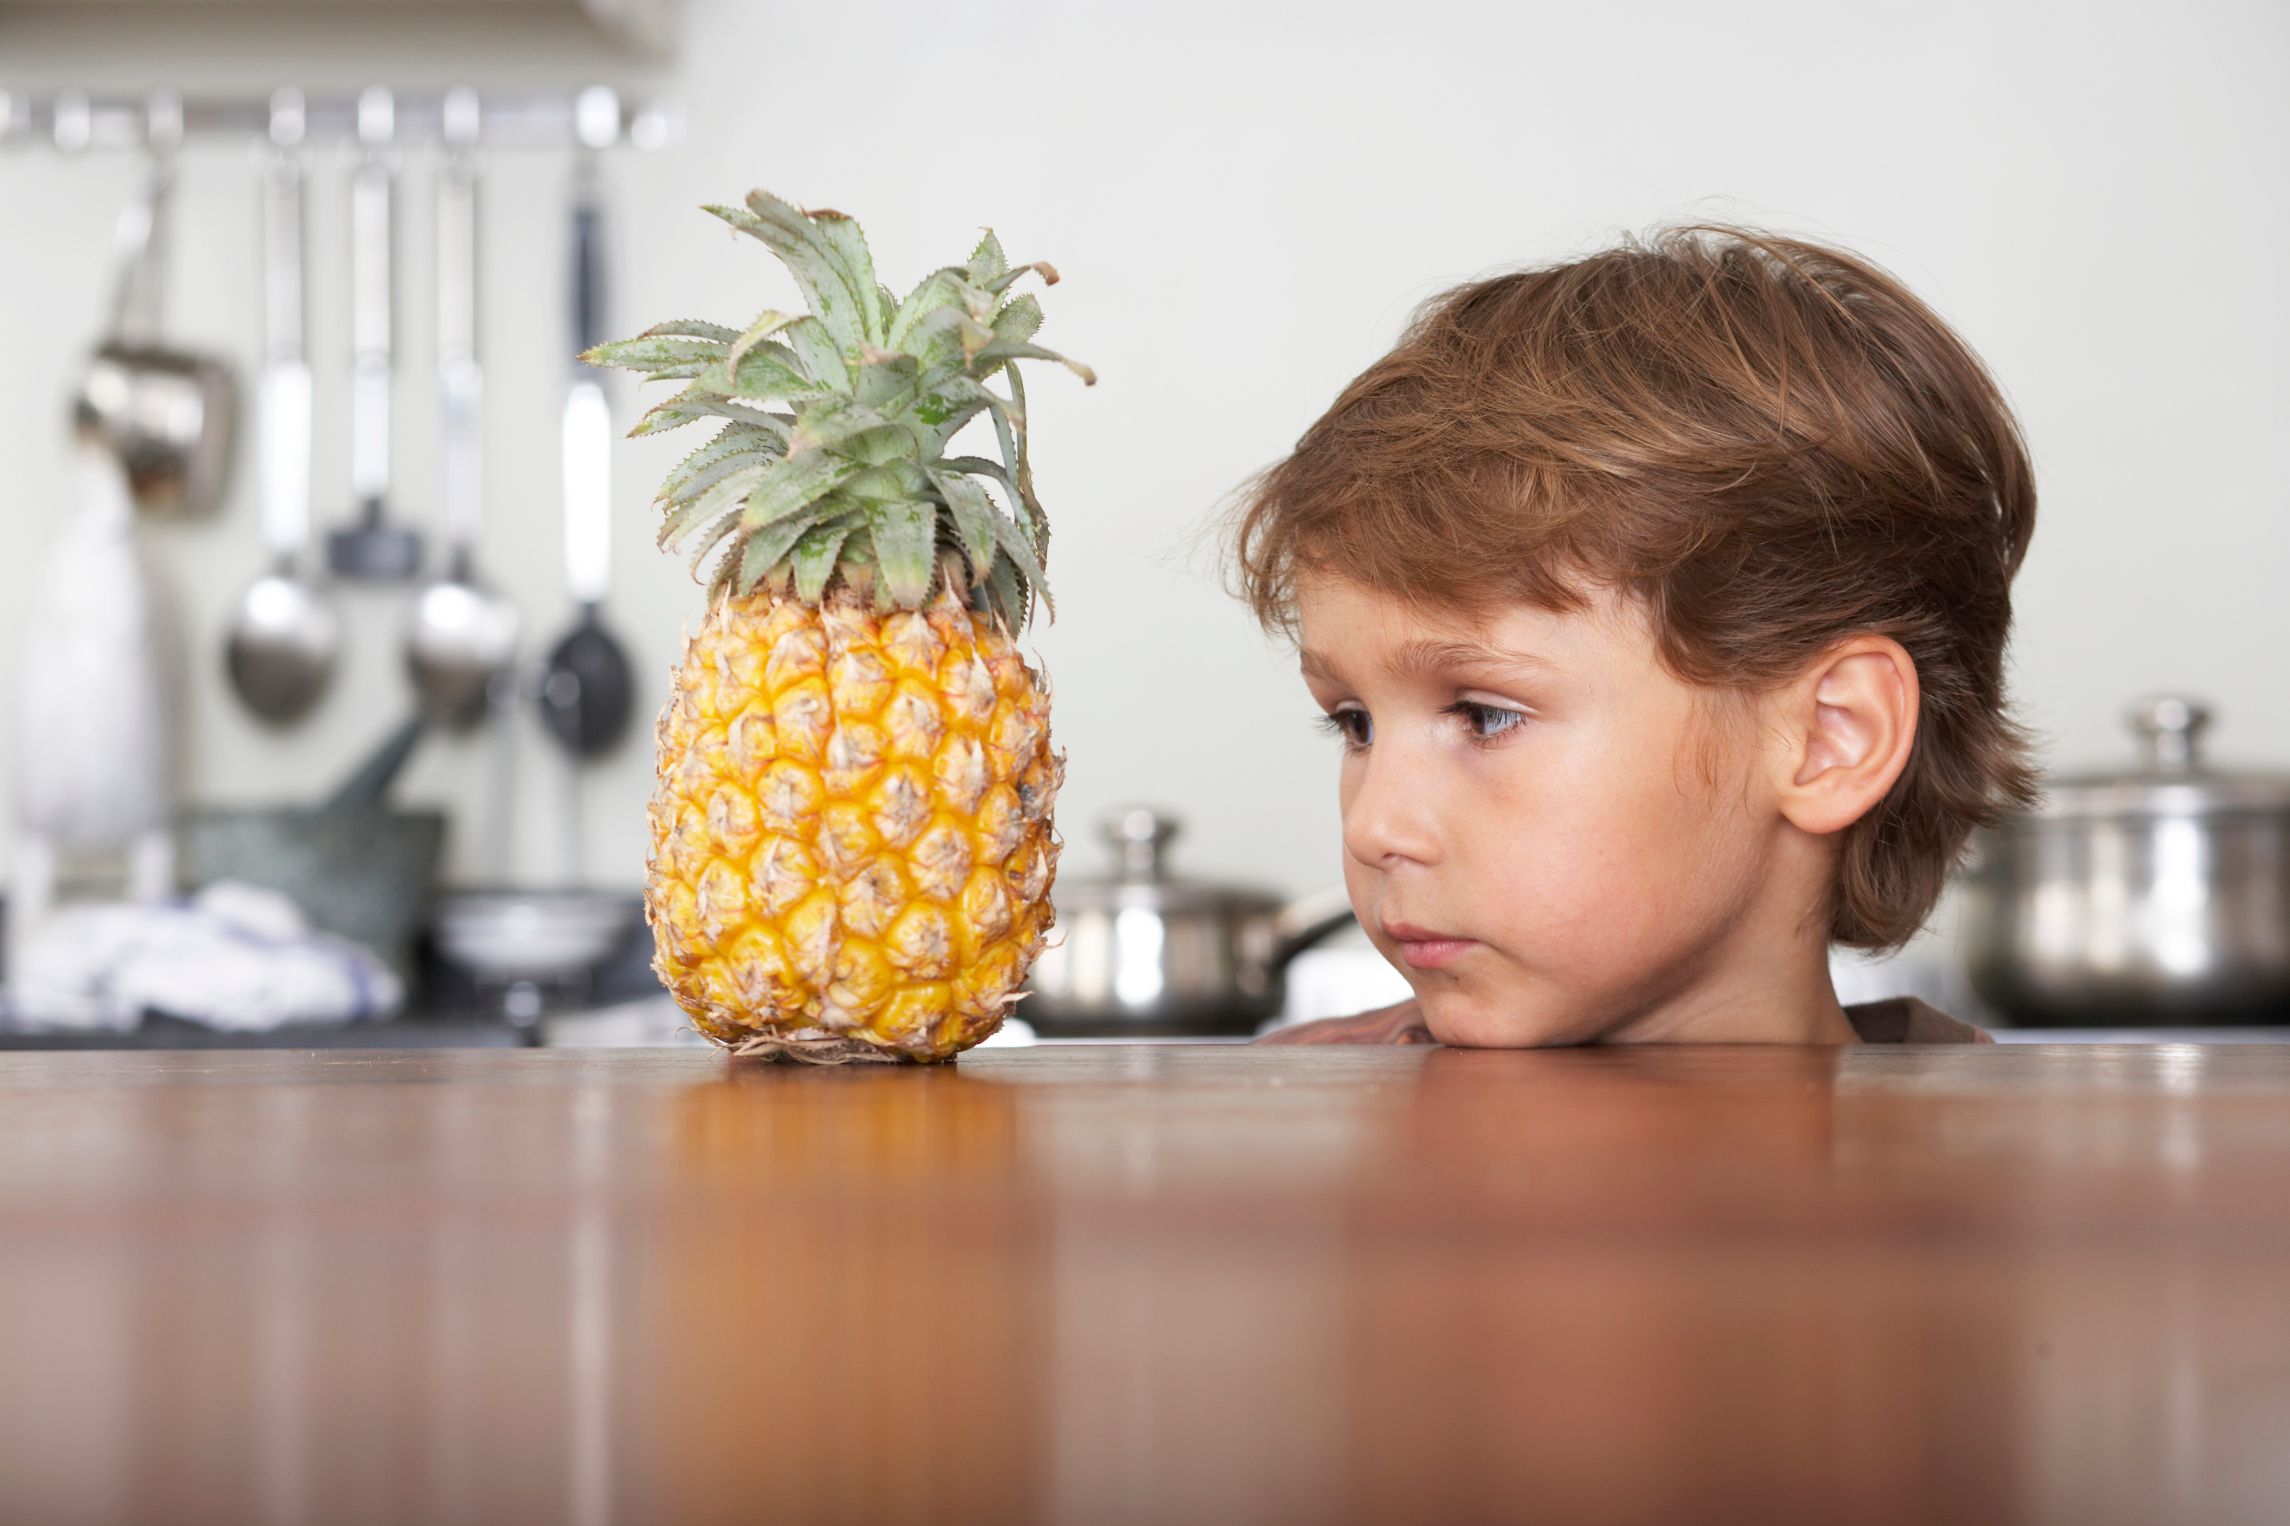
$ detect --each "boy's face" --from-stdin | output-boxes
[1295,572,1789,1046]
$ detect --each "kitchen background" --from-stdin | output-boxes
[2,0,2286,1024]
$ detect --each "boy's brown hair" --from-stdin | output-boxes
[1224,224,2038,951]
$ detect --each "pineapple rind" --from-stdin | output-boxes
[648,585,1062,1062]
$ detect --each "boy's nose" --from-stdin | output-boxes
[1341,751,1441,869]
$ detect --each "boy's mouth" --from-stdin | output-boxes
[1382,920,1477,970]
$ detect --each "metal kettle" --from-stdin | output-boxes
[1021,807,1359,1036]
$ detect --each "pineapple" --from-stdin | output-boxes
[583,191,1092,1063]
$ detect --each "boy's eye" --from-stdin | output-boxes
[1312,702,1526,750]
[1447,699,1529,744]
[1313,708,1372,749]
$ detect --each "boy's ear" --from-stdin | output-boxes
[1768,635,1920,837]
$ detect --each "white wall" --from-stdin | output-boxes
[3,0,2286,921]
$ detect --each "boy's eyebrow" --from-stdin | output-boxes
[1299,639,1559,684]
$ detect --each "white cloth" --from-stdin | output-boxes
[1,881,402,1032]
[14,445,175,848]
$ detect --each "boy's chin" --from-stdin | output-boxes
[1417,988,1600,1049]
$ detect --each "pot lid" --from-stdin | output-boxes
[1051,807,1286,915]
[2027,697,2290,820]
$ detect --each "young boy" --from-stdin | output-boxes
[1230,225,2036,1046]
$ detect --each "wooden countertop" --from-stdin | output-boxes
[3,1043,2286,1525]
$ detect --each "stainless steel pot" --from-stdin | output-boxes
[1962,696,2290,1025]
[1022,807,1358,1036]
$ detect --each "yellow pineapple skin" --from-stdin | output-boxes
[646,585,1062,1062]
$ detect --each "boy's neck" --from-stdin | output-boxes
[1606,981,1859,1045]
[1601,875,1861,1045]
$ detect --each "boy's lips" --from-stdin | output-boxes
[1381,920,1477,970]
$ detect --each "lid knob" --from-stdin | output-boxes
[2128,694,2212,774]
[1103,806,1179,882]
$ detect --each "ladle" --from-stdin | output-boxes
[324,88,422,582]
[406,88,519,727]
[224,89,340,723]
[537,90,634,761]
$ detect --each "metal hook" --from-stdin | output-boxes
[143,89,184,154]
[442,85,481,150]
[572,85,620,152]
[51,89,92,154]
[357,85,395,148]
[268,87,306,151]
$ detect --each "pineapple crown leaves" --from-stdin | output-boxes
[580,190,1093,633]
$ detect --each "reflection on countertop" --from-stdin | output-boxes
[5,1042,2289,1523]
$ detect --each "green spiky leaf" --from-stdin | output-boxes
[985,502,1051,622]
[706,202,859,355]
[698,342,823,406]
[745,193,886,346]
[975,338,1095,385]
[803,209,891,347]
[868,499,937,606]
[769,315,848,393]
[986,549,1028,632]
[900,302,998,380]
[987,377,1027,485]
[854,348,922,414]
[630,387,789,438]
[984,261,1058,297]
[642,318,740,343]
[925,468,1002,583]
[740,452,865,532]
[683,507,744,577]
[656,496,718,554]
[937,454,1019,497]
[658,424,784,505]
[627,397,724,436]
[991,294,1043,349]
[603,193,1089,623]
[906,375,1000,456]
[1000,362,1049,549]
[967,230,1008,284]
[888,266,979,351]
[659,488,735,553]
[790,514,865,601]
[740,508,831,594]
[581,334,726,379]
[664,463,773,547]
[705,539,741,605]
[709,194,877,358]
[728,309,799,366]
[839,460,930,505]
[788,395,898,457]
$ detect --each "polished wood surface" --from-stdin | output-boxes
[3,1043,2287,1525]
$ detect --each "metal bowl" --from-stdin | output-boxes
[432,890,638,991]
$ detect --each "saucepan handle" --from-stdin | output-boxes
[1267,885,1360,969]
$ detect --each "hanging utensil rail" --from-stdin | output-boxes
[0,86,677,153]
